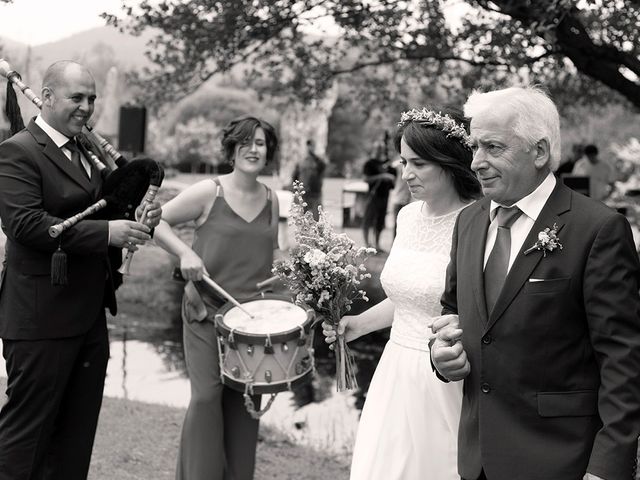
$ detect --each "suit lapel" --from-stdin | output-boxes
[469,200,491,324]
[485,182,571,332]
[27,120,94,195]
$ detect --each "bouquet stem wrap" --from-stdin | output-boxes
[335,331,358,391]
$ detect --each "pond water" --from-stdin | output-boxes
[0,310,388,457]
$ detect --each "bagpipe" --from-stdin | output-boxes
[0,59,165,283]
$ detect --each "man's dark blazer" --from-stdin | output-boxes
[0,119,119,340]
[441,180,640,480]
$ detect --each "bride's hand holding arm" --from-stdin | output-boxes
[322,298,395,347]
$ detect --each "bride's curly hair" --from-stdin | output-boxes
[394,105,482,202]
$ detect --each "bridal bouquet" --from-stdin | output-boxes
[273,181,375,391]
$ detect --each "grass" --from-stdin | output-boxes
[89,396,350,480]
[0,378,350,480]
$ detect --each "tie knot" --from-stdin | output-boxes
[65,138,79,153]
[495,206,522,228]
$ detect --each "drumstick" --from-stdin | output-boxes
[256,275,280,291]
[202,274,255,319]
[257,266,292,290]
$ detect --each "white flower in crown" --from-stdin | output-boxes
[398,108,473,150]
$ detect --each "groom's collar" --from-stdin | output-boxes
[489,171,556,222]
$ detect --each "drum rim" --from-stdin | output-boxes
[221,368,313,394]
[215,293,314,343]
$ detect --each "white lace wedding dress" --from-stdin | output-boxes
[350,201,464,480]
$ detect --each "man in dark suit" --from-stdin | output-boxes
[0,61,161,479]
[431,86,640,480]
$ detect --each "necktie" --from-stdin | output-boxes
[65,138,88,178]
[484,206,523,313]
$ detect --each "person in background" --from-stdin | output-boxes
[572,144,614,201]
[362,153,396,252]
[0,60,161,480]
[555,143,583,175]
[291,138,326,220]
[154,115,281,480]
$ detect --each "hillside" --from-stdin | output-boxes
[32,26,153,68]
[0,25,152,74]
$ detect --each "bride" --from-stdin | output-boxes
[324,106,481,479]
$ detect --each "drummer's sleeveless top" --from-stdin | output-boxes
[191,178,277,311]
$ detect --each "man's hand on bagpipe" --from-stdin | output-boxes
[107,199,162,251]
[107,219,153,251]
[135,199,162,230]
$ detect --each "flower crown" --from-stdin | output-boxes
[398,108,473,150]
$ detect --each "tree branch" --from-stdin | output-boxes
[553,12,640,109]
[329,52,510,76]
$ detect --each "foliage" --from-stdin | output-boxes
[327,95,374,176]
[611,137,640,167]
[162,83,278,134]
[147,116,223,171]
[561,103,640,160]
[103,0,640,109]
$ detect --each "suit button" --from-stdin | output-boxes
[481,383,491,394]
[482,335,492,345]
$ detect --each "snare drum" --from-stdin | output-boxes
[215,294,315,398]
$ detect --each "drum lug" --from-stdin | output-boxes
[297,327,306,346]
[264,370,272,383]
[231,366,241,378]
[228,331,237,350]
[264,336,274,354]
[281,343,288,353]
[247,344,254,356]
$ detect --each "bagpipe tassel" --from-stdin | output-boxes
[51,241,68,286]
[5,81,25,136]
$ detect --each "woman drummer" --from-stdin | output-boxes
[154,115,281,480]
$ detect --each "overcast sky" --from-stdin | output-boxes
[0,0,125,45]
[0,0,469,46]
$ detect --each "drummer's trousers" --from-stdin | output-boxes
[175,314,261,480]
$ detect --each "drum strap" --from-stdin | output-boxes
[243,389,277,419]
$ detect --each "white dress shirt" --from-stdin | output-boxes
[35,115,91,178]
[483,171,556,272]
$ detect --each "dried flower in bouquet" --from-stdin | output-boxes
[273,181,376,391]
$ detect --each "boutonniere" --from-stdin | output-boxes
[524,223,563,257]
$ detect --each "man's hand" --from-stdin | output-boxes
[108,219,152,250]
[135,200,162,229]
[431,327,470,381]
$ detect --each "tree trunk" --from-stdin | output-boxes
[276,82,339,188]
